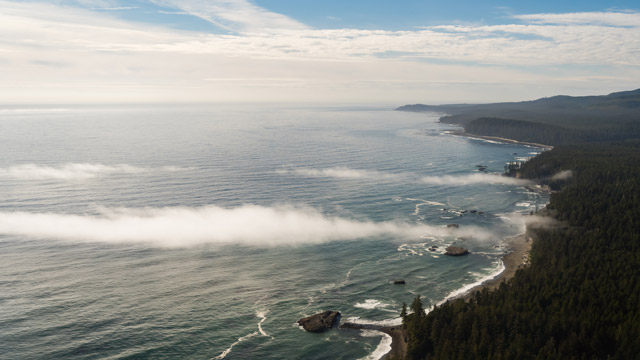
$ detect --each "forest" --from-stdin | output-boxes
[401,142,640,359]
[397,89,640,146]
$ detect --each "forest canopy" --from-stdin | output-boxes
[402,142,640,359]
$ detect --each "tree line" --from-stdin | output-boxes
[402,141,640,359]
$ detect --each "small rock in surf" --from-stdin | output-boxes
[445,246,470,256]
[298,311,340,333]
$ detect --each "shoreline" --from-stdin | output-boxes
[339,323,407,360]
[448,130,554,150]
[371,230,533,359]
[348,128,541,359]
[462,231,532,300]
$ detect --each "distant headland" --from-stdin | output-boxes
[396,89,640,146]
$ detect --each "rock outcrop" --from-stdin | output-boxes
[298,311,340,333]
[445,246,470,256]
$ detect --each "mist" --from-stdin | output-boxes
[551,170,573,181]
[279,167,531,186]
[0,163,187,180]
[0,205,496,248]
[276,167,405,180]
[420,173,532,186]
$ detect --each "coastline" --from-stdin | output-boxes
[449,130,554,150]
[339,323,407,360]
[462,231,532,300]
[351,129,541,359]
[348,231,533,360]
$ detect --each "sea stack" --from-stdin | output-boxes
[445,246,470,256]
[298,311,341,333]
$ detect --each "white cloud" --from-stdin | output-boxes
[277,167,406,181]
[515,11,640,27]
[277,167,534,187]
[149,0,308,32]
[0,205,495,247]
[0,1,639,103]
[0,163,187,180]
[420,174,532,186]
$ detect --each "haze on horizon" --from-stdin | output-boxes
[1,0,639,105]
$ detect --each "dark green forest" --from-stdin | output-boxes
[402,142,640,359]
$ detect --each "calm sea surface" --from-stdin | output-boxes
[0,105,546,359]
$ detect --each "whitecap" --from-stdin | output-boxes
[213,310,272,359]
[344,316,402,327]
[358,330,393,360]
[354,299,395,310]
[213,331,258,360]
[436,260,505,305]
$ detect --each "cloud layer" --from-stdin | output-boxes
[0,205,495,247]
[277,167,405,181]
[279,166,531,186]
[0,163,185,180]
[150,0,308,32]
[420,173,532,186]
[1,1,638,103]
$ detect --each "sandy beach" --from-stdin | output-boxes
[451,131,553,150]
[463,231,532,299]
[339,322,407,360]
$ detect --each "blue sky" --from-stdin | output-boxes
[83,1,640,31]
[1,0,639,104]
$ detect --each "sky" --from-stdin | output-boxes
[1,0,639,104]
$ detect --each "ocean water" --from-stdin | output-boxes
[0,105,546,359]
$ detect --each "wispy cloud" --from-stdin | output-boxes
[1,1,639,103]
[149,0,308,32]
[515,11,640,27]
[93,6,139,11]
[0,205,495,247]
[0,163,187,180]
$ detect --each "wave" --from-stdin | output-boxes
[358,330,393,360]
[0,163,188,180]
[213,310,271,359]
[354,299,395,311]
[256,311,271,338]
[0,204,496,247]
[213,331,258,360]
[344,316,402,327]
[436,260,506,306]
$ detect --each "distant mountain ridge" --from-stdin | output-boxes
[396,89,640,146]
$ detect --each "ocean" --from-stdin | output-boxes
[0,105,546,359]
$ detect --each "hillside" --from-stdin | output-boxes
[397,89,640,145]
